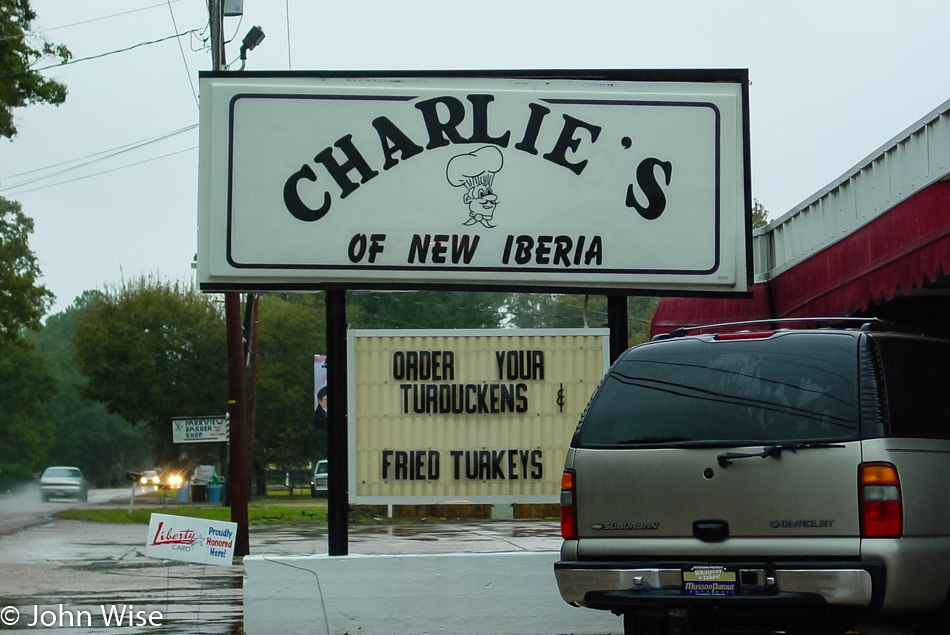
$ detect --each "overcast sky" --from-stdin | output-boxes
[2,0,949,316]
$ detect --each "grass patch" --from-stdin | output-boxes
[55,504,329,526]
[259,488,316,498]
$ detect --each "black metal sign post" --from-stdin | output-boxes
[326,290,349,556]
[607,295,629,364]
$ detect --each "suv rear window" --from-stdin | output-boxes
[874,335,950,440]
[576,333,860,448]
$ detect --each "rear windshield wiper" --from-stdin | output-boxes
[717,442,845,468]
[614,436,692,445]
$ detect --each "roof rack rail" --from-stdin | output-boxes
[653,317,895,341]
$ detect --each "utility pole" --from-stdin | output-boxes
[209,0,225,71]
[246,296,261,496]
[208,0,250,557]
[226,293,249,556]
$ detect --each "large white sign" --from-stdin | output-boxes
[145,513,238,566]
[197,71,751,293]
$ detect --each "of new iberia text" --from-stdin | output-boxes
[347,233,604,268]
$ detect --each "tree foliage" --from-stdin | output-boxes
[752,198,769,229]
[347,291,509,329]
[31,294,150,487]
[0,0,71,140]
[505,294,658,345]
[73,277,227,463]
[0,196,53,341]
[255,294,327,472]
[0,338,55,486]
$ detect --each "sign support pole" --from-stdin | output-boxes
[326,289,349,556]
[209,0,249,558]
[226,293,250,556]
[607,295,629,363]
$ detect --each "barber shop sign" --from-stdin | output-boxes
[197,71,751,294]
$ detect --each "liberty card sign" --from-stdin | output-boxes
[197,70,751,294]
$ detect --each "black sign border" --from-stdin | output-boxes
[200,69,753,298]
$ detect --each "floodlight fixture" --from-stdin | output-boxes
[238,26,265,71]
[241,26,265,56]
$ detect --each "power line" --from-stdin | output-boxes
[0,30,201,79]
[166,0,199,108]
[42,1,186,33]
[0,125,198,188]
[1,146,197,195]
[285,0,293,70]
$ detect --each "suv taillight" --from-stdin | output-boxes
[859,462,903,538]
[560,469,578,539]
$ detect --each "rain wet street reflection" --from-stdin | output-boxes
[0,491,562,633]
[0,518,244,633]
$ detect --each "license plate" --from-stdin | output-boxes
[682,566,738,596]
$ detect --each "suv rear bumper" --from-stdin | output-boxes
[554,562,879,609]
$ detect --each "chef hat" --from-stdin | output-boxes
[446,146,504,188]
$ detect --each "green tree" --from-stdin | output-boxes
[0,197,53,341]
[0,195,55,488]
[506,294,658,345]
[255,295,327,483]
[31,293,150,487]
[347,291,508,329]
[0,338,55,488]
[752,198,769,229]
[0,0,70,140]
[73,277,227,464]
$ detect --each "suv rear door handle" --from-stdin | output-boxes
[693,519,729,542]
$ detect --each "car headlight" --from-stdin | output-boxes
[167,475,183,487]
[140,476,148,485]
[151,476,160,484]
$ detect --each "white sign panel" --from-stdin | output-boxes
[198,71,750,293]
[145,513,238,566]
[172,416,228,443]
[348,329,609,504]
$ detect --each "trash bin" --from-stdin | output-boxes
[176,484,189,502]
[192,483,207,502]
[207,485,222,503]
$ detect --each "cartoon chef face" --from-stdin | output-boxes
[446,146,504,228]
[465,184,498,219]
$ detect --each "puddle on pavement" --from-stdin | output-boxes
[0,596,242,634]
[0,518,560,632]
[0,563,244,633]
[249,521,562,554]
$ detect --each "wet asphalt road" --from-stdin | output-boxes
[0,487,566,634]
[0,486,135,537]
[0,489,911,635]
[0,486,245,633]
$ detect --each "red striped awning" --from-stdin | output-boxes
[651,181,950,337]
[650,282,772,335]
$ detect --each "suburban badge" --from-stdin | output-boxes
[591,522,660,531]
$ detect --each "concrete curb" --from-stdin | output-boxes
[245,551,620,635]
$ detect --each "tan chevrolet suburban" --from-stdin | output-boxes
[556,319,950,635]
